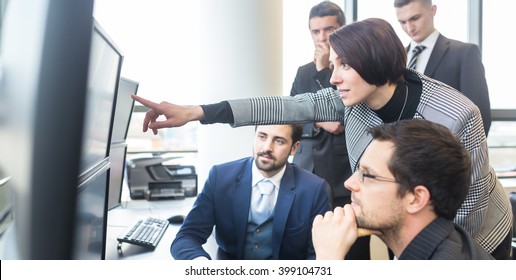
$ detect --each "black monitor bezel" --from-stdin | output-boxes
[79,19,124,177]
[72,19,124,260]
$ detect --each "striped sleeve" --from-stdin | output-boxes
[228,88,345,127]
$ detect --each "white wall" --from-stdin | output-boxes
[94,0,283,185]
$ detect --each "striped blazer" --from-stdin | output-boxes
[226,70,512,253]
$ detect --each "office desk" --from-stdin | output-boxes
[105,197,218,260]
[501,177,516,196]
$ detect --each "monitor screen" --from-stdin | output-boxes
[0,0,95,259]
[111,77,139,143]
[1,1,122,260]
[74,159,110,260]
[71,19,123,260]
[107,142,128,210]
[79,20,123,174]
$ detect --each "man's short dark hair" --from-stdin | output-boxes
[309,1,346,26]
[394,0,432,8]
[254,124,303,145]
[290,123,303,144]
[367,119,471,220]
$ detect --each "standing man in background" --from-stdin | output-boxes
[394,0,492,135]
[289,1,370,260]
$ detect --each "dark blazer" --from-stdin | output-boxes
[399,217,494,260]
[171,157,332,260]
[410,34,491,135]
[290,62,352,204]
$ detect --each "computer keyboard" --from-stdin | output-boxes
[117,217,169,250]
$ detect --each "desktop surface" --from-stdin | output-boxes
[105,197,218,260]
[501,177,516,196]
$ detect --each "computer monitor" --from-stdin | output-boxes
[73,159,110,260]
[0,0,94,259]
[71,19,123,259]
[0,1,124,259]
[111,77,139,143]
[106,77,137,211]
[107,142,128,210]
[79,19,124,174]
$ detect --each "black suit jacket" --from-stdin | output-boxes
[411,34,491,135]
[290,62,352,204]
[399,217,494,260]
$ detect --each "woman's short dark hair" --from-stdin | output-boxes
[329,18,407,86]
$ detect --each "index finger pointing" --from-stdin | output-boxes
[131,95,160,109]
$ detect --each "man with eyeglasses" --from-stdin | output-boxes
[312,119,494,260]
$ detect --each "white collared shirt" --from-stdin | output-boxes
[408,30,439,73]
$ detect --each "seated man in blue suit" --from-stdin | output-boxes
[171,124,332,260]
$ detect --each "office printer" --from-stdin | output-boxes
[127,156,197,200]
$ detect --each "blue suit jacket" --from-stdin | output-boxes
[171,157,331,260]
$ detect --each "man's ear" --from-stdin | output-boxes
[290,141,300,155]
[406,185,431,214]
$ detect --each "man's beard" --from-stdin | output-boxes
[255,151,285,172]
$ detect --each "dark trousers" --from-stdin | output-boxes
[344,236,371,260]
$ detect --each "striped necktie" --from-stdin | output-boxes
[407,45,426,69]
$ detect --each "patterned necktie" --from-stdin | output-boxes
[407,45,426,69]
[251,180,275,224]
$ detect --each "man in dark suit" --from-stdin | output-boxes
[394,0,492,135]
[290,1,370,260]
[313,120,494,260]
[171,124,331,260]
